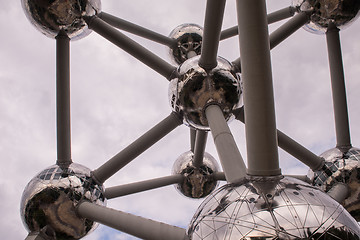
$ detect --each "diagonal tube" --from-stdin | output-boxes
[327,182,350,203]
[85,16,176,80]
[77,202,189,240]
[220,6,296,40]
[269,11,309,49]
[234,108,324,171]
[232,11,309,70]
[98,12,175,46]
[198,0,226,70]
[326,24,352,150]
[92,112,182,184]
[192,130,208,168]
[205,104,246,183]
[104,174,183,199]
[237,0,281,176]
[56,31,72,169]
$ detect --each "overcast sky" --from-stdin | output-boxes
[1,0,360,239]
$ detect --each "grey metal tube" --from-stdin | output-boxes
[56,31,72,169]
[98,12,175,47]
[86,16,176,80]
[213,172,226,181]
[267,6,296,25]
[77,202,189,240]
[205,104,246,183]
[277,130,324,171]
[269,11,309,49]
[234,108,324,171]
[190,129,196,152]
[237,0,281,176]
[92,112,182,183]
[326,24,352,150]
[193,130,208,168]
[104,174,183,199]
[232,11,309,71]
[284,175,311,183]
[327,182,350,203]
[220,6,296,40]
[198,0,226,70]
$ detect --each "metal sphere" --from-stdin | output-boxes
[168,24,203,65]
[168,56,242,130]
[172,151,220,199]
[292,0,360,34]
[187,176,360,239]
[308,147,360,221]
[21,0,101,40]
[20,163,106,239]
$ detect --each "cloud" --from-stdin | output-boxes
[1,1,360,239]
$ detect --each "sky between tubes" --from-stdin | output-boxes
[0,0,360,239]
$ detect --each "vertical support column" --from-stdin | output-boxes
[192,130,208,168]
[237,0,281,176]
[326,24,352,150]
[56,31,72,169]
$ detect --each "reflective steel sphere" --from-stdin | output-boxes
[169,24,203,65]
[21,0,101,40]
[308,147,360,221]
[169,56,242,130]
[292,0,360,33]
[188,176,360,239]
[20,163,106,239]
[172,151,220,199]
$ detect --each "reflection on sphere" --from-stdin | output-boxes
[188,176,360,239]
[169,56,242,130]
[308,147,360,221]
[20,163,106,239]
[292,0,360,34]
[172,151,220,199]
[21,0,101,40]
[168,24,203,65]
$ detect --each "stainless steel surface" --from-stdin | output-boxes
[172,151,219,199]
[20,163,106,239]
[168,24,203,65]
[187,176,360,239]
[292,0,360,33]
[308,147,360,221]
[21,0,101,40]
[169,56,242,130]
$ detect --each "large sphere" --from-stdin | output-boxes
[308,147,360,220]
[292,0,360,34]
[21,0,101,40]
[20,163,106,239]
[168,24,203,65]
[188,176,360,239]
[169,56,242,130]
[172,151,220,199]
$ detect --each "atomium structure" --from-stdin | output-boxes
[19,0,360,239]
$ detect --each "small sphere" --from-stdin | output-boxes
[169,56,242,130]
[21,0,101,40]
[188,176,360,239]
[168,24,203,65]
[308,147,360,221]
[172,151,220,199]
[292,0,360,34]
[20,163,106,239]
